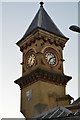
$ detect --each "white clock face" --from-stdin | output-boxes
[45,52,56,65]
[28,54,35,67]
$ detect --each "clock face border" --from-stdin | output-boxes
[44,47,59,67]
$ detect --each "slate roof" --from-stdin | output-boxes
[66,97,80,111]
[34,106,73,119]
[72,97,80,105]
[21,2,68,40]
[74,109,80,116]
[32,106,80,120]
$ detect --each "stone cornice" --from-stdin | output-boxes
[14,68,72,89]
[16,28,68,52]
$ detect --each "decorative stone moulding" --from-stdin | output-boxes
[14,68,72,89]
[19,30,67,52]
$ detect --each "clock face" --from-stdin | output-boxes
[27,54,35,67]
[45,52,56,65]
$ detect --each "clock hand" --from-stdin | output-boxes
[49,57,55,62]
[29,58,33,65]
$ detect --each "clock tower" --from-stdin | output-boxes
[14,2,73,118]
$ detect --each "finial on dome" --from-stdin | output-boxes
[40,1,44,7]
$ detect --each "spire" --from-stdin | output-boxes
[21,2,68,40]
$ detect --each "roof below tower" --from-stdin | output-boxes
[21,2,68,40]
[32,106,80,120]
[72,97,80,105]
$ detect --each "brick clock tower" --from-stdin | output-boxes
[14,2,73,118]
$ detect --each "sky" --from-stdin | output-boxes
[0,1,79,119]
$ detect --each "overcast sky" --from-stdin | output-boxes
[0,1,79,119]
